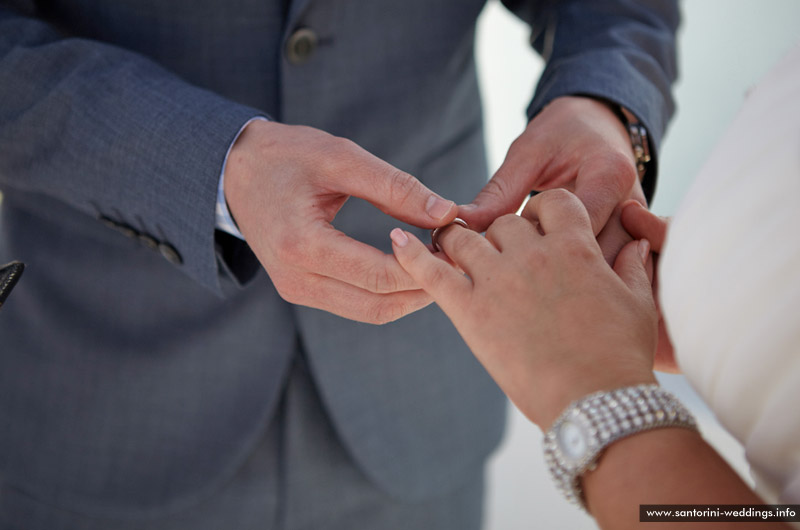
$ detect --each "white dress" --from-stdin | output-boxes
[660,41,800,506]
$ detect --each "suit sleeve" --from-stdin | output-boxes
[0,4,264,295]
[501,0,680,199]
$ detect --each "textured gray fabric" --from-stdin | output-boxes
[0,357,486,530]
[0,0,679,525]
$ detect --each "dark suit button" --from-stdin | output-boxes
[99,215,117,230]
[286,28,317,65]
[98,215,138,239]
[137,234,159,251]
[114,224,138,239]
[117,225,138,239]
[158,242,183,265]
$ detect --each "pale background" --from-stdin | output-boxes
[476,1,800,528]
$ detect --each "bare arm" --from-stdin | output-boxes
[586,428,787,529]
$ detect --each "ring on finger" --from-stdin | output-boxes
[431,218,470,253]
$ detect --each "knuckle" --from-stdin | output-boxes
[366,264,400,294]
[540,187,577,207]
[317,136,357,172]
[385,168,419,210]
[482,175,515,203]
[422,262,451,289]
[507,134,529,156]
[496,212,522,228]
[484,223,500,242]
[485,213,520,238]
[334,137,362,160]
[271,274,304,305]
[333,136,357,150]
[522,245,549,269]
[368,299,407,325]
[560,235,597,262]
[273,233,306,267]
[539,188,590,226]
[604,151,638,193]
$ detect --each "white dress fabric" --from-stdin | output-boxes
[660,42,800,506]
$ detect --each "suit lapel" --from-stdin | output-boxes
[285,0,314,32]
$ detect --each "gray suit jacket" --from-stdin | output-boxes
[0,0,679,519]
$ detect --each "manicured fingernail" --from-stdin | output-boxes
[459,203,477,214]
[638,239,650,263]
[390,228,409,247]
[426,196,455,221]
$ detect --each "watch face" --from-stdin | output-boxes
[557,418,590,464]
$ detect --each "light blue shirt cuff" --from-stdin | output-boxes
[215,116,269,240]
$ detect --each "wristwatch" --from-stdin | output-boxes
[618,106,653,182]
[543,384,697,509]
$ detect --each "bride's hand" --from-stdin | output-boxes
[391,189,658,429]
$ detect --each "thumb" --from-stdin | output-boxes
[613,239,653,304]
[459,163,531,233]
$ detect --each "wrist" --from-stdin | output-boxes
[217,118,268,239]
[223,118,276,237]
[531,359,657,431]
[587,96,653,182]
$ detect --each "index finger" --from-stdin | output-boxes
[330,144,458,229]
[436,223,500,280]
[390,228,473,318]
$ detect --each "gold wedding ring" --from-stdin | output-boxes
[430,218,469,253]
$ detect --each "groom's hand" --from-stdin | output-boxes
[225,119,458,324]
[459,96,645,264]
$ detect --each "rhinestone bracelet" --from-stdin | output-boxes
[543,384,698,509]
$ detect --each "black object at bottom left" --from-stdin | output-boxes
[0,261,24,309]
